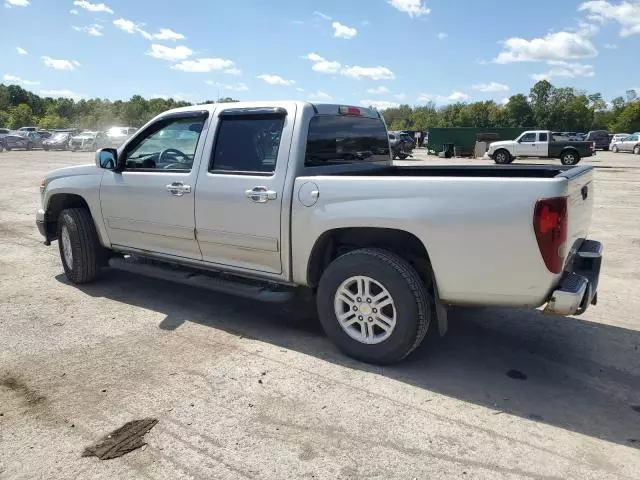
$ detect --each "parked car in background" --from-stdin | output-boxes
[102,126,138,148]
[0,128,10,151]
[3,131,43,150]
[609,133,630,149]
[388,131,414,159]
[18,126,38,133]
[38,131,53,140]
[43,132,72,151]
[488,130,595,165]
[69,130,106,151]
[585,130,610,150]
[611,133,640,154]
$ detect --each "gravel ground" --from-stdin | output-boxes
[1,149,639,479]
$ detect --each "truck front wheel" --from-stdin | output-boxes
[317,248,431,364]
[560,151,580,165]
[493,149,512,164]
[57,208,103,284]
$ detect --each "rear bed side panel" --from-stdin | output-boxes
[292,176,569,307]
[560,168,594,264]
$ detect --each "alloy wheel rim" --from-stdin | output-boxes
[61,226,73,268]
[334,275,397,345]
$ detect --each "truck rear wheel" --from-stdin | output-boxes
[560,150,580,165]
[317,248,431,364]
[57,208,103,284]
[493,149,511,164]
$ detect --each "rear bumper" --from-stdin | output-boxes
[544,239,603,316]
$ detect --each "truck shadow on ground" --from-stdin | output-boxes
[59,270,640,450]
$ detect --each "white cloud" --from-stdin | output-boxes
[360,100,400,110]
[342,65,395,80]
[604,43,618,49]
[530,61,595,81]
[394,93,406,100]
[418,91,469,102]
[305,53,395,80]
[147,44,193,61]
[40,89,85,100]
[387,0,430,17]
[501,97,510,105]
[70,9,79,14]
[41,56,81,71]
[296,87,305,92]
[216,82,249,92]
[494,30,597,63]
[3,74,39,85]
[73,24,104,36]
[579,1,640,37]
[72,1,113,14]
[152,28,185,41]
[4,0,30,7]
[306,53,341,73]
[447,91,469,101]
[332,21,357,39]
[437,32,448,40]
[257,74,295,86]
[113,18,157,39]
[223,67,242,75]
[308,91,332,100]
[367,86,389,94]
[472,82,509,92]
[149,92,189,102]
[171,57,235,73]
[313,11,332,21]
[16,47,28,55]
[113,18,137,33]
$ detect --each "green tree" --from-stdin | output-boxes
[503,94,533,127]
[529,80,554,128]
[8,103,35,129]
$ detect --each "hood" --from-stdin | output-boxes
[45,164,101,182]
[488,140,515,148]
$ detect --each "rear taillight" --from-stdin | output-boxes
[590,142,595,152]
[533,197,567,273]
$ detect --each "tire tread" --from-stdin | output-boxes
[58,208,101,283]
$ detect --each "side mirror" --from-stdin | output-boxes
[96,148,118,170]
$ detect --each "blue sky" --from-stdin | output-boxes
[2,0,639,108]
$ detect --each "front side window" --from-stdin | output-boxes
[520,133,536,143]
[124,116,206,171]
[210,116,285,174]
[305,115,390,167]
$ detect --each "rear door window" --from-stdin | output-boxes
[305,115,390,166]
[538,132,548,142]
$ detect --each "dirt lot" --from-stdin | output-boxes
[1,149,639,479]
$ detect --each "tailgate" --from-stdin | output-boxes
[560,166,594,258]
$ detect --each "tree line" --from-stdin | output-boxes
[0,83,238,130]
[1,80,639,134]
[381,81,640,134]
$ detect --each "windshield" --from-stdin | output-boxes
[305,115,390,167]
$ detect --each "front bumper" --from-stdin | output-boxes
[544,239,603,316]
[36,208,51,245]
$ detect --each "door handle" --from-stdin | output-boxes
[166,182,191,196]
[245,186,277,203]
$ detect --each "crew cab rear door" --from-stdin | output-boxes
[194,104,296,275]
[536,131,549,156]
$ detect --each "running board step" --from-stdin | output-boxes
[108,257,295,303]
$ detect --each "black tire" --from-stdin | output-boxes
[57,208,103,284]
[398,153,409,160]
[5,146,11,151]
[317,248,432,364]
[634,146,640,155]
[493,149,511,164]
[43,146,50,151]
[26,142,33,151]
[612,145,618,153]
[560,150,581,165]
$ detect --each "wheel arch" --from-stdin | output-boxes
[44,193,93,243]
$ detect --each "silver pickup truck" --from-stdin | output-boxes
[36,102,603,364]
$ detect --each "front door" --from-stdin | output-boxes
[194,105,295,274]
[100,111,210,259]
[622,134,638,152]
[515,132,537,156]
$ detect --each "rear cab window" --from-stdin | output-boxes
[538,132,548,142]
[305,110,390,167]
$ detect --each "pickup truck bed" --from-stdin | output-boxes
[36,101,603,364]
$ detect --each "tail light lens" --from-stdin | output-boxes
[590,142,595,152]
[533,197,567,273]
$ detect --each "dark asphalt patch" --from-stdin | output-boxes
[82,418,158,460]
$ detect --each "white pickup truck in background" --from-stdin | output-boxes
[37,102,603,364]
[487,130,596,165]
